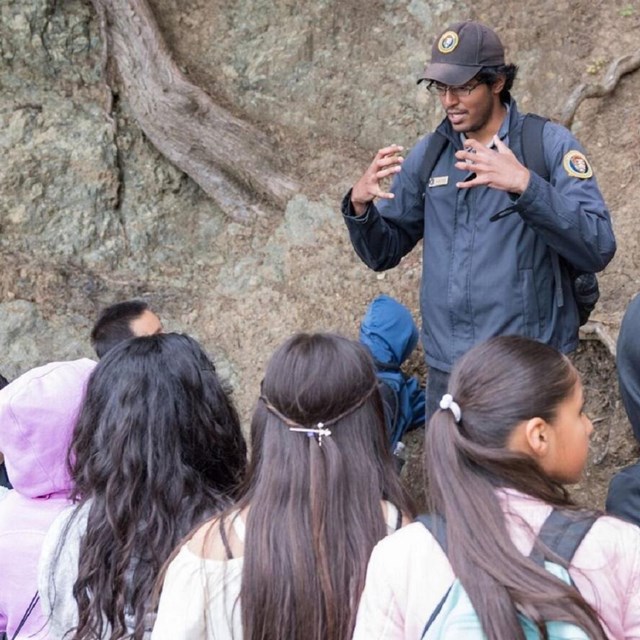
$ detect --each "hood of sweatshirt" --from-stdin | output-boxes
[359,294,419,367]
[0,358,96,499]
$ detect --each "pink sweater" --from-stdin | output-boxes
[0,359,95,639]
[353,489,640,639]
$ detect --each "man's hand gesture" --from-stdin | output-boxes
[350,145,404,216]
[454,136,530,194]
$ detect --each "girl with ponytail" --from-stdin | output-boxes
[152,332,414,640]
[353,335,640,639]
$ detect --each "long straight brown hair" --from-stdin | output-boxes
[425,335,607,639]
[223,332,413,640]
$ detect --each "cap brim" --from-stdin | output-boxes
[417,62,480,86]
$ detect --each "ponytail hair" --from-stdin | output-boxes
[425,335,606,640]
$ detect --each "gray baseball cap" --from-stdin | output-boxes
[418,21,505,86]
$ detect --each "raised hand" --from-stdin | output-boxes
[454,136,530,194]
[350,144,404,216]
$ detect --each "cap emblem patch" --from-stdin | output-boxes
[438,31,459,54]
[562,150,593,179]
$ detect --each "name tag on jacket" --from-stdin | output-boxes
[428,176,449,187]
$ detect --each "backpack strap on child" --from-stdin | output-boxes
[416,513,452,633]
[530,508,597,568]
[416,512,447,551]
[417,508,598,639]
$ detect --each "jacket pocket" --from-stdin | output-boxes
[519,268,541,338]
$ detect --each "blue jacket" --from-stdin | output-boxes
[359,295,426,447]
[617,293,640,443]
[605,293,640,527]
[606,461,640,527]
[343,99,616,372]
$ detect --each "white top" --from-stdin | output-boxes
[353,489,640,640]
[38,504,90,639]
[38,503,153,639]
[152,502,401,640]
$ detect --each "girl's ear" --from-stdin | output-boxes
[506,417,549,458]
[523,417,551,459]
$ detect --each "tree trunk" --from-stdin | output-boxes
[91,0,299,221]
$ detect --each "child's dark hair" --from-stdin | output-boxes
[425,335,606,640]
[228,332,414,640]
[65,332,247,640]
[90,299,151,358]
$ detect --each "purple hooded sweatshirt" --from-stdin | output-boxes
[0,358,95,639]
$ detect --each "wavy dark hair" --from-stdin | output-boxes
[213,332,413,640]
[425,335,606,639]
[61,332,247,640]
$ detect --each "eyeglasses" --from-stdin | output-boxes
[426,81,483,97]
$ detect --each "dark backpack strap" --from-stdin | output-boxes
[373,358,401,373]
[10,591,39,640]
[395,505,403,532]
[416,512,448,553]
[490,113,548,222]
[419,131,449,199]
[520,113,549,181]
[417,513,451,638]
[531,508,597,567]
[420,583,453,639]
[378,380,401,444]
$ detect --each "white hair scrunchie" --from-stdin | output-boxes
[439,393,462,423]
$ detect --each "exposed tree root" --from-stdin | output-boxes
[90,0,299,221]
[579,320,617,358]
[560,51,640,128]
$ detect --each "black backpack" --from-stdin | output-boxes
[418,114,599,326]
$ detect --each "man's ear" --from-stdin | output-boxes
[523,417,551,459]
[491,76,506,95]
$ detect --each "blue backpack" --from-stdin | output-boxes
[417,509,597,639]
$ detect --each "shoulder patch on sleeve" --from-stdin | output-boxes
[562,150,593,179]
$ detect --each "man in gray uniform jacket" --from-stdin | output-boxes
[342,20,616,419]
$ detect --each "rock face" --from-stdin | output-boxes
[1,0,639,505]
[1,1,121,262]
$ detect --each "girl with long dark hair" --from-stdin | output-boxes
[353,335,640,639]
[39,333,247,640]
[152,332,414,640]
